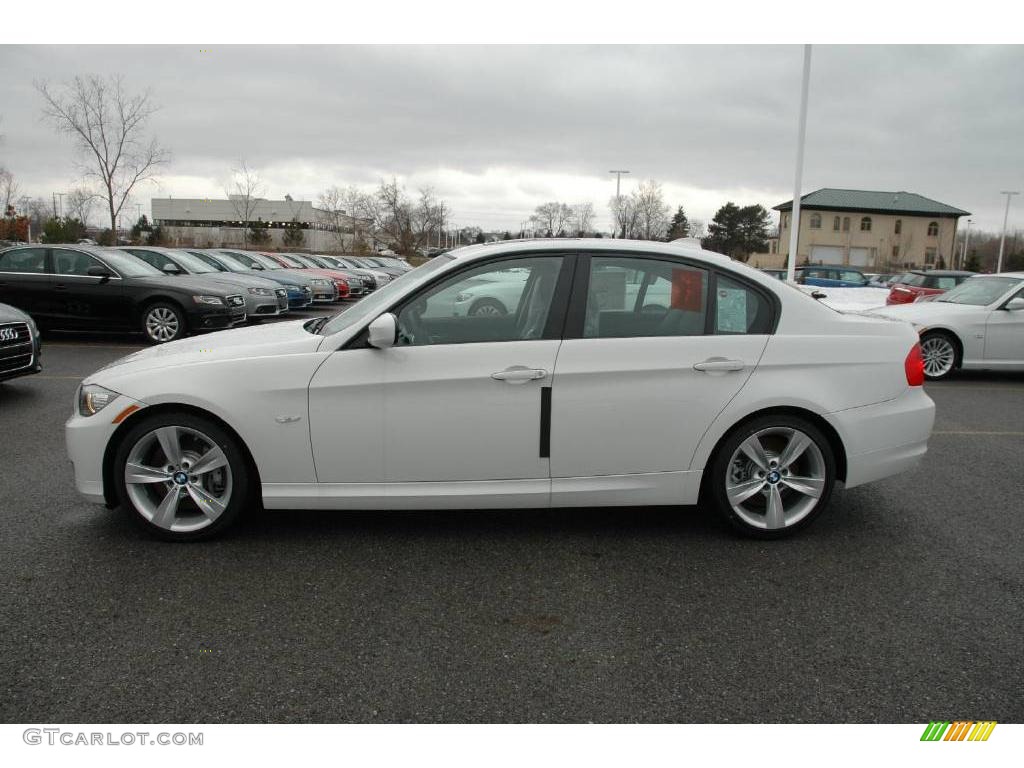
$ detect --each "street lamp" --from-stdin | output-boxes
[609,170,630,238]
[997,191,1019,273]
[786,44,812,282]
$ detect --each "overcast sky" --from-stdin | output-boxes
[1,44,1022,233]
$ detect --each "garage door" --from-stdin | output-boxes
[810,245,844,263]
[848,248,871,266]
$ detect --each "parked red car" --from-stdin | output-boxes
[886,270,975,305]
[258,252,350,301]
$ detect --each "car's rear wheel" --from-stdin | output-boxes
[919,331,959,380]
[709,415,836,538]
[114,412,251,541]
[143,302,186,344]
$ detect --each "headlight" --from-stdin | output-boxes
[193,295,225,306]
[78,384,119,417]
[314,279,330,287]
[248,287,273,296]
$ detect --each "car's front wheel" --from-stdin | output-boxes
[919,331,959,380]
[113,412,251,541]
[709,415,836,538]
[142,302,186,344]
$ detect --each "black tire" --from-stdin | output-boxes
[113,411,252,542]
[141,301,187,344]
[919,330,960,381]
[468,298,507,317]
[708,414,836,539]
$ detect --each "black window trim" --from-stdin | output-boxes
[562,250,780,340]
[342,250,579,350]
[49,246,125,280]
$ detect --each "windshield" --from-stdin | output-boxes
[99,250,163,277]
[276,254,307,268]
[936,276,1021,305]
[216,251,266,270]
[318,255,454,336]
[188,251,229,271]
[168,249,220,274]
[247,253,284,270]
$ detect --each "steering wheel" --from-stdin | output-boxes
[397,300,429,345]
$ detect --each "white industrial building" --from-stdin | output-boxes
[151,196,366,251]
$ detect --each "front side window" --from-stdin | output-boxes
[396,256,563,346]
[583,256,708,339]
[53,249,104,276]
[838,270,867,285]
[860,217,872,232]
[124,249,172,272]
[0,248,47,273]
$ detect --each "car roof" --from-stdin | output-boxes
[916,270,975,276]
[797,263,864,271]
[446,237,733,265]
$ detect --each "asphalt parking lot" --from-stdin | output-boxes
[1,311,1022,724]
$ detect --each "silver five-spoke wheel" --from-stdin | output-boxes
[920,333,956,379]
[124,425,233,534]
[724,426,827,532]
[145,306,181,343]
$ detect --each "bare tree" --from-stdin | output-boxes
[370,178,447,255]
[226,160,265,248]
[66,186,99,226]
[36,75,169,239]
[530,202,572,236]
[631,179,670,240]
[0,168,19,214]
[689,219,706,239]
[609,194,641,238]
[570,202,595,236]
[318,184,380,252]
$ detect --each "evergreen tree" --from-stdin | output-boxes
[249,218,271,246]
[283,219,306,248]
[702,203,770,262]
[666,206,690,240]
[502,230,512,240]
[474,231,486,244]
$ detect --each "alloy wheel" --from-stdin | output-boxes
[920,335,955,378]
[725,426,826,531]
[123,425,233,533]
[145,307,180,342]
[470,302,504,317]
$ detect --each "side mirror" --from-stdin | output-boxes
[1005,297,1024,311]
[162,263,183,275]
[86,265,113,281]
[367,313,397,349]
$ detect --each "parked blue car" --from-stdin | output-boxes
[796,264,870,287]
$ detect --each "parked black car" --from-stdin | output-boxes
[0,302,42,383]
[0,245,247,344]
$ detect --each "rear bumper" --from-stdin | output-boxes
[825,387,935,488]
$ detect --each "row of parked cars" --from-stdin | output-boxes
[761,263,977,305]
[0,244,412,346]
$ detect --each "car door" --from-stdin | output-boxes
[984,287,1024,366]
[50,247,130,330]
[549,253,773,505]
[308,253,571,498]
[0,247,50,319]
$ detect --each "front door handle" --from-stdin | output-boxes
[693,358,746,373]
[54,284,68,291]
[491,366,548,384]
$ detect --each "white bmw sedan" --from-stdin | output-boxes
[866,272,1024,380]
[66,240,935,541]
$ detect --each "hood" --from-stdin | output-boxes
[0,302,32,324]
[865,301,973,324]
[123,273,246,296]
[86,319,323,385]
[188,272,286,290]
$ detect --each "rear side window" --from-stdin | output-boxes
[584,256,708,339]
[931,276,958,290]
[714,275,773,334]
[0,248,47,273]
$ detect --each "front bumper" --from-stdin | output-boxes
[825,386,935,488]
[66,394,147,504]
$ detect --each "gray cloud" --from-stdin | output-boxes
[1,44,1022,231]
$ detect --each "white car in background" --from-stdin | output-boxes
[867,273,1024,380]
[66,239,935,542]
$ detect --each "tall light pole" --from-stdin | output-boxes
[609,170,630,238]
[786,44,812,282]
[996,191,1019,273]
[960,219,973,268]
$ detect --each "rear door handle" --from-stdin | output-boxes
[54,284,68,291]
[693,358,746,373]
[491,366,548,384]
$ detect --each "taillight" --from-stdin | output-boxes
[905,343,925,386]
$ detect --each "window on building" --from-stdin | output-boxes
[892,245,899,259]
[860,217,872,232]
[895,219,902,235]
[833,216,841,231]
[925,247,937,265]
[809,213,821,229]
[927,221,939,237]
[782,214,789,229]
[842,217,850,232]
